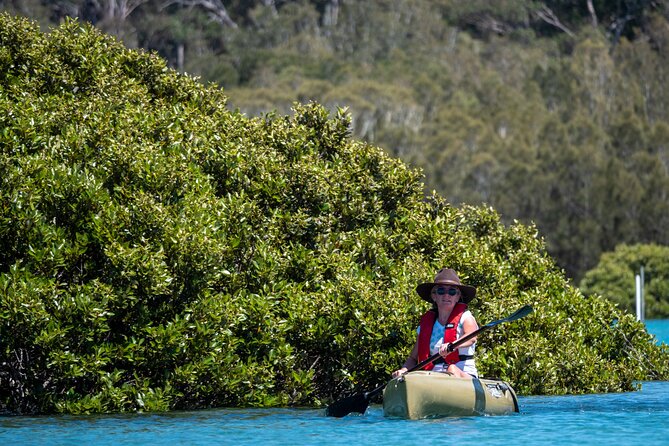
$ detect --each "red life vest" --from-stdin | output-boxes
[417,302,468,370]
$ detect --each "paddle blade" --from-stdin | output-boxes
[325,393,369,418]
[486,304,534,328]
[508,304,533,321]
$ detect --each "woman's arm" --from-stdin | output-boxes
[392,340,419,378]
[457,313,479,348]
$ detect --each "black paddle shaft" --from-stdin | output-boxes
[325,304,533,418]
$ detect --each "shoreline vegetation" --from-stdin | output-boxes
[0,13,668,416]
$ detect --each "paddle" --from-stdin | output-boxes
[325,304,533,418]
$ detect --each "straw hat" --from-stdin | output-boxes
[415,268,476,304]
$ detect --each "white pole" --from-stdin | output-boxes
[640,266,645,321]
[635,274,642,321]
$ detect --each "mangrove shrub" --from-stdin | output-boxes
[0,14,668,415]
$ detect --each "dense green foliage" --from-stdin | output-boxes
[580,244,669,319]
[1,14,668,416]
[4,2,669,282]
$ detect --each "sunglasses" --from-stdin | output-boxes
[434,286,459,296]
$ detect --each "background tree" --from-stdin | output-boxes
[580,244,669,318]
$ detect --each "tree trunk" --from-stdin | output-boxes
[177,43,184,72]
[586,0,598,28]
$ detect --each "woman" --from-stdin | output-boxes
[392,268,479,379]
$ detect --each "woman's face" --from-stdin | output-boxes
[431,285,460,305]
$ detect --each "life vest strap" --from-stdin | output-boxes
[432,355,474,365]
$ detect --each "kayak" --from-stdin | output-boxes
[382,371,519,419]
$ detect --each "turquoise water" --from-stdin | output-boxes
[646,319,669,345]
[2,383,669,445]
[2,321,668,445]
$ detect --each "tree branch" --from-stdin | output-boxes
[162,0,239,28]
[534,4,574,37]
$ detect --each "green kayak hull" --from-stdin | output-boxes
[383,371,519,419]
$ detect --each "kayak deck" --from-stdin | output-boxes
[383,371,519,419]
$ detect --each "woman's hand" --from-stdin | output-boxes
[438,342,453,357]
[392,367,408,378]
